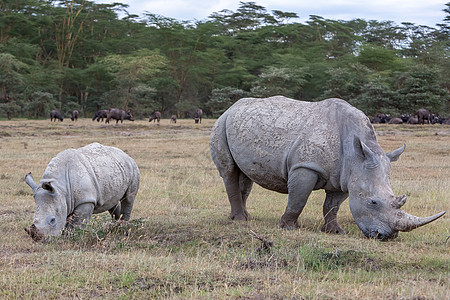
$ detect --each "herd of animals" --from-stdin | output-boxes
[371,108,450,125]
[26,97,445,242]
[50,108,203,124]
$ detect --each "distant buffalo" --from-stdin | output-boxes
[371,113,391,124]
[400,114,411,122]
[407,116,419,124]
[193,108,203,124]
[170,115,177,123]
[388,117,403,124]
[430,114,442,124]
[92,110,108,122]
[50,110,63,122]
[106,108,134,124]
[149,111,161,123]
[71,110,79,121]
[416,108,431,124]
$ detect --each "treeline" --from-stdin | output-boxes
[0,1,449,119]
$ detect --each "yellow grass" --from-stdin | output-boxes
[0,119,448,299]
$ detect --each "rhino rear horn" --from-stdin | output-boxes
[386,144,406,162]
[392,195,407,209]
[25,173,38,193]
[394,210,446,232]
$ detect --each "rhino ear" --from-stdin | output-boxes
[25,172,38,193]
[386,144,406,162]
[42,181,55,193]
[353,136,379,168]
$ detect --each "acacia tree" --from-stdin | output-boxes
[395,65,448,113]
[99,49,167,112]
[0,53,27,119]
[251,66,309,98]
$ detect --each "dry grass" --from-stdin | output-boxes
[0,119,448,299]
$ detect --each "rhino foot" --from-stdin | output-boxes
[279,211,300,230]
[230,213,249,221]
[321,223,346,235]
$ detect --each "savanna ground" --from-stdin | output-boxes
[0,117,448,299]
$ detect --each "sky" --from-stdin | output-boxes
[96,0,448,27]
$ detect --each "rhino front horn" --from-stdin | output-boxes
[394,210,446,232]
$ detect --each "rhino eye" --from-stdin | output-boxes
[370,199,378,206]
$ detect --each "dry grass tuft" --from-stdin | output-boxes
[0,119,448,299]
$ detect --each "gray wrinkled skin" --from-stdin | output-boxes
[25,143,140,240]
[210,96,445,240]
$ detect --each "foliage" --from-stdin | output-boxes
[206,87,247,117]
[1,1,449,118]
[98,49,167,111]
[250,66,309,98]
[23,91,58,118]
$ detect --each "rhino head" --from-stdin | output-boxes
[25,173,68,240]
[347,137,445,240]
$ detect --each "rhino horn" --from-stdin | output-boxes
[393,210,446,232]
[25,172,38,193]
[391,195,407,209]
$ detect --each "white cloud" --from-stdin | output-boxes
[96,0,447,26]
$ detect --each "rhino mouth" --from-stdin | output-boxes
[24,224,45,242]
[364,229,398,241]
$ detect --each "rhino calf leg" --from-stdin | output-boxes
[109,203,121,220]
[118,186,138,221]
[321,191,348,234]
[68,203,95,228]
[280,168,318,229]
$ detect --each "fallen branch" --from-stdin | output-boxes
[249,230,273,252]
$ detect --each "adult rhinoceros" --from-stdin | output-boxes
[25,143,140,241]
[209,96,445,240]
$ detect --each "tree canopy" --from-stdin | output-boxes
[0,1,449,119]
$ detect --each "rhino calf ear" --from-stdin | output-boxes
[387,144,406,162]
[42,181,55,193]
[25,173,38,193]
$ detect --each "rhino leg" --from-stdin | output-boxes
[239,171,253,214]
[280,168,318,229]
[222,166,250,221]
[109,203,121,220]
[68,203,94,228]
[119,182,139,221]
[321,191,348,234]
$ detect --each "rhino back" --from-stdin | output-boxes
[218,96,375,192]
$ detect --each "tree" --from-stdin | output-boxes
[395,65,448,113]
[0,53,27,119]
[357,45,399,71]
[350,78,399,116]
[99,49,167,111]
[250,66,309,98]
[206,87,246,117]
[23,91,58,118]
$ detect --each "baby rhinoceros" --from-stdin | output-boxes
[25,143,140,241]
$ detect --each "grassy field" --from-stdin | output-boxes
[0,118,448,299]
